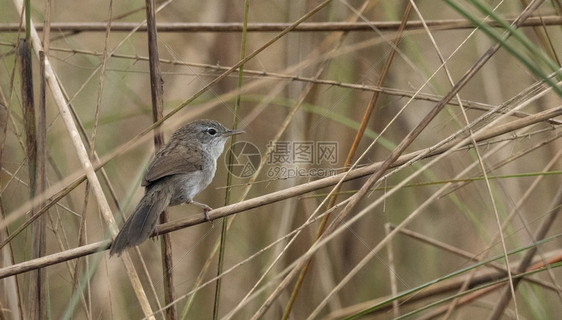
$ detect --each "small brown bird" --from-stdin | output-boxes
[110,119,243,256]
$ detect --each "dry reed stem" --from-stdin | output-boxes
[324,249,562,319]
[0,99,559,281]
[307,99,559,319]
[70,0,112,317]
[0,93,19,318]
[305,85,559,319]
[0,16,561,32]
[384,223,400,317]
[178,0,338,316]
[284,3,414,318]
[412,1,507,317]
[392,225,559,291]
[10,0,156,318]
[33,45,562,126]
[257,2,527,316]
[488,185,562,318]
[142,0,175,318]
[289,3,551,317]
[2,2,556,318]
[439,137,562,318]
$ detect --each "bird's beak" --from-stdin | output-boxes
[224,129,245,137]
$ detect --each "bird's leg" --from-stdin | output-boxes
[190,200,213,222]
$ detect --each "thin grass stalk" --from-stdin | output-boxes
[445,51,559,319]
[225,41,334,320]
[283,3,412,318]
[0,75,123,278]
[226,1,386,316]
[437,124,562,201]
[384,223,399,317]
[410,1,516,317]
[488,187,562,319]
[2,17,562,33]
[2,87,558,262]
[441,93,562,196]
[326,249,562,319]
[158,219,562,318]
[18,2,44,315]
[379,267,558,320]
[73,174,92,318]
[1,71,271,251]
[1,86,558,243]
[0,96,18,319]
[57,210,91,319]
[470,0,560,76]
[71,0,113,317]
[212,1,249,319]
[448,0,561,96]
[185,48,316,319]
[33,42,560,127]
[1,100,559,282]
[402,252,562,320]
[317,101,560,319]
[150,200,347,318]
[310,95,560,320]
[419,288,521,320]
[143,0,175,318]
[519,0,561,64]
[391,225,559,290]
[39,44,562,124]
[35,50,49,320]
[5,15,25,128]
[56,77,122,211]
[46,0,88,315]
[0,103,8,172]
[134,245,165,316]
[253,1,546,317]
[10,0,156,317]
[181,1,335,316]
[0,202,22,320]
[304,169,562,200]
[23,0,29,40]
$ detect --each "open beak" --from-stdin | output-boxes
[224,129,245,137]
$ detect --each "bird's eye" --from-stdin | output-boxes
[207,128,217,135]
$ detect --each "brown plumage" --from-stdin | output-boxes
[110,119,243,256]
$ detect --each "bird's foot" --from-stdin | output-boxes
[190,201,213,224]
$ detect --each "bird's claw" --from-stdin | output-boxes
[190,201,213,225]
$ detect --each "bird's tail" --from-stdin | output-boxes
[110,186,171,256]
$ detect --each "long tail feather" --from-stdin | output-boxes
[110,186,171,256]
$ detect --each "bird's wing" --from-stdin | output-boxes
[142,145,205,186]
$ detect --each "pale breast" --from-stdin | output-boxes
[167,161,216,206]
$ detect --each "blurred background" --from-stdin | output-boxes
[1,0,561,319]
